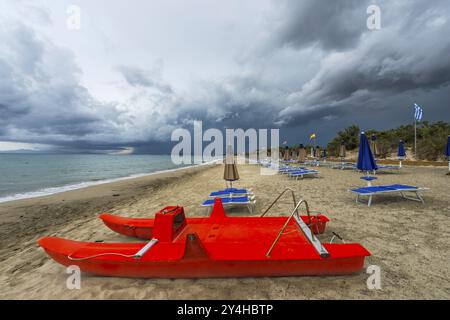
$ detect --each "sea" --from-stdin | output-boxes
[0,154,205,203]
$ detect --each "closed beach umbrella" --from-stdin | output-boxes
[397,140,406,158]
[224,144,239,187]
[284,146,290,161]
[339,142,346,159]
[370,134,379,157]
[357,132,378,174]
[315,147,321,159]
[398,140,406,168]
[298,144,306,162]
[446,135,450,174]
[291,147,297,159]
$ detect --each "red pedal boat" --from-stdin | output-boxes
[99,208,329,240]
[38,198,370,278]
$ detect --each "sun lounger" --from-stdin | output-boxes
[202,195,256,213]
[377,165,401,172]
[316,161,334,168]
[209,188,253,198]
[304,159,320,167]
[349,184,428,206]
[288,169,319,179]
[332,162,356,170]
[279,167,306,174]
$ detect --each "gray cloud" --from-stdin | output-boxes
[0,0,449,153]
[272,0,370,51]
[277,0,450,125]
[0,22,122,145]
[118,65,173,93]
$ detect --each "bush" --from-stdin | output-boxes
[326,122,450,160]
[327,125,360,157]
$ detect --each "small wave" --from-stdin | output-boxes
[0,159,219,204]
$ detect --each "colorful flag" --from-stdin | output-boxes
[414,103,423,121]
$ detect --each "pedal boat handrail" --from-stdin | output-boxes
[265,198,330,259]
[260,187,312,225]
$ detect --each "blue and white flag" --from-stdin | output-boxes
[414,103,423,121]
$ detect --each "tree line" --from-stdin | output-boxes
[326,121,450,161]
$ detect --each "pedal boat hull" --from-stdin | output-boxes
[38,199,370,278]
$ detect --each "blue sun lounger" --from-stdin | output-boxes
[288,169,319,179]
[332,162,356,170]
[349,184,428,207]
[278,166,306,174]
[304,159,320,167]
[377,165,401,172]
[202,195,256,213]
[209,188,253,198]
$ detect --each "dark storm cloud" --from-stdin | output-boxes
[188,0,450,133]
[273,0,369,51]
[1,0,450,153]
[0,22,123,146]
[276,0,450,126]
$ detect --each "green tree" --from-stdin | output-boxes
[326,122,450,160]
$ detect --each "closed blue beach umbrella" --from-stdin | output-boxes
[397,140,406,158]
[446,136,450,158]
[398,140,406,168]
[357,132,378,173]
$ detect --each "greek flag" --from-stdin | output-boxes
[414,103,423,121]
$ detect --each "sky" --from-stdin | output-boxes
[0,0,449,153]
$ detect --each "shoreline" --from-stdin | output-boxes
[0,159,220,205]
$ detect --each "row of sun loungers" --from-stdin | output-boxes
[204,184,427,210]
[277,165,320,179]
[253,159,428,207]
[330,162,401,173]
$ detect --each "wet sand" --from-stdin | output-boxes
[0,162,449,299]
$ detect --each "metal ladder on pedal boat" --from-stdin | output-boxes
[261,187,329,258]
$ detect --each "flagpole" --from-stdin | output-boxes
[314,137,316,157]
[414,118,417,158]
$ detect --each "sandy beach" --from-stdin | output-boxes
[0,162,449,300]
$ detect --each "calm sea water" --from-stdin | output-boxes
[0,154,191,203]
